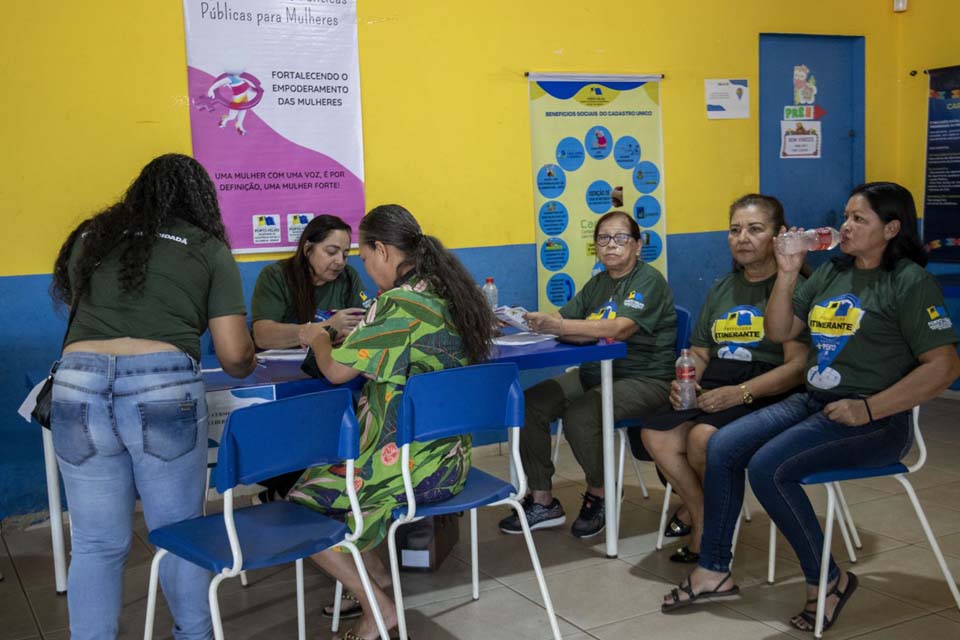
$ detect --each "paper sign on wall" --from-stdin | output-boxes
[780,120,821,159]
[705,79,749,119]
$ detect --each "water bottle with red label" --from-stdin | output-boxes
[675,348,698,410]
[775,227,841,255]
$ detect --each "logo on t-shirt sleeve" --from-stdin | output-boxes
[587,299,618,320]
[927,305,954,331]
[806,294,865,389]
[623,289,645,310]
[711,305,764,361]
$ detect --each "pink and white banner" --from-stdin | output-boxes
[183,0,364,253]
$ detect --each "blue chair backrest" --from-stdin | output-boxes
[675,305,692,356]
[396,363,523,447]
[215,388,359,493]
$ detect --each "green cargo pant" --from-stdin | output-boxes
[520,369,670,491]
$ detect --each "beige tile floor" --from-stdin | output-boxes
[2,398,959,639]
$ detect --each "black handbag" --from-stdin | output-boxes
[32,301,79,429]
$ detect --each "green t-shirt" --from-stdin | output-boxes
[250,261,366,324]
[692,270,806,366]
[65,220,247,362]
[793,259,958,395]
[560,262,677,386]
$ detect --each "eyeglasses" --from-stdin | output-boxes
[595,233,635,247]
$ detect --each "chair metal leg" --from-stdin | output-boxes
[895,474,960,610]
[629,455,650,499]
[507,498,562,640]
[209,573,229,640]
[814,485,838,638]
[616,431,627,539]
[656,482,673,550]
[834,498,857,564]
[834,483,862,549]
[767,520,777,584]
[730,511,743,562]
[296,558,306,640]
[470,508,480,600]
[551,419,563,466]
[331,580,343,632]
[239,570,248,587]
[143,549,168,640]
[387,519,408,640]
[341,540,390,640]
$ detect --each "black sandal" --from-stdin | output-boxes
[661,571,740,613]
[323,591,362,619]
[669,545,700,564]
[664,508,692,537]
[790,571,859,633]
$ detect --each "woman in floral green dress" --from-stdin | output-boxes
[290,204,495,639]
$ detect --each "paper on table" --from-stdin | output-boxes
[256,348,308,362]
[492,332,556,346]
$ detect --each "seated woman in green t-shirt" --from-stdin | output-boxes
[497,210,677,540]
[288,204,495,639]
[663,182,960,633]
[637,194,809,564]
[251,214,367,350]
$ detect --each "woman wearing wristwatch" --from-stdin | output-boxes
[662,183,960,634]
[638,194,809,564]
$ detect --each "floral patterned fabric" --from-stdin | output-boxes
[288,274,472,551]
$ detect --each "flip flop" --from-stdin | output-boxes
[663,508,692,537]
[661,571,740,613]
[339,631,411,640]
[790,571,859,633]
[322,591,362,619]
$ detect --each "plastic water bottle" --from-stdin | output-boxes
[775,227,841,255]
[482,277,498,310]
[675,349,698,410]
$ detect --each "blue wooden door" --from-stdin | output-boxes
[760,34,864,266]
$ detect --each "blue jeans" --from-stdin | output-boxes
[52,352,212,640]
[698,392,911,585]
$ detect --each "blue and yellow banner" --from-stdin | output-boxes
[528,74,667,311]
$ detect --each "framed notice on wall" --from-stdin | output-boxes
[182,0,365,253]
[924,65,960,263]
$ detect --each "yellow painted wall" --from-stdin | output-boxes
[2,0,951,278]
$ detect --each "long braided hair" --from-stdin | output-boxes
[51,154,228,306]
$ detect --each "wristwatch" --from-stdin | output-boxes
[323,325,338,341]
[739,383,754,405]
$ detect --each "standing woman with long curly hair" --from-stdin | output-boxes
[49,154,257,640]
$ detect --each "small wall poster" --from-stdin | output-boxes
[705,79,749,119]
[780,120,821,159]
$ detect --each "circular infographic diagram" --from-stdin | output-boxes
[540,237,570,272]
[613,136,641,169]
[546,273,576,307]
[584,126,613,160]
[639,230,664,262]
[537,164,566,198]
[633,196,662,227]
[585,180,613,214]
[538,201,569,235]
[632,161,660,194]
[555,137,585,172]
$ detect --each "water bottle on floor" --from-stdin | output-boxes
[775,227,841,255]
[675,349,698,410]
[482,277,498,310]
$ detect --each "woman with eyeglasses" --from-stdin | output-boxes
[498,210,677,539]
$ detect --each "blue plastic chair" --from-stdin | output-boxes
[797,406,960,637]
[143,389,389,640]
[347,363,561,640]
